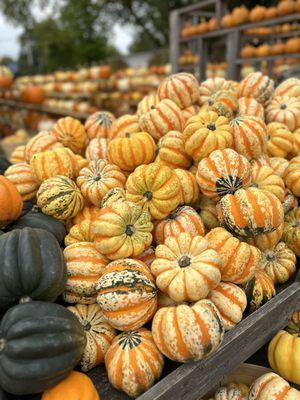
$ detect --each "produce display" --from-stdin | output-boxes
[0,70,299,399]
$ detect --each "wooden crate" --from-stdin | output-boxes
[88,280,300,400]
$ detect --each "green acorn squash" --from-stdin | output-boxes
[0,228,66,309]
[0,301,86,395]
[0,156,10,175]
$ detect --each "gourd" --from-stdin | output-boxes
[100,187,126,208]
[0,156,10,175]
[85,137,108,161]
[266,122,293,158]
[246,224,283,251]
[72,205,102,225]
[137,246,156,267]
[282,190,298,214]
[286,310,300,335]
[199,195,219,230]
[4,162,38,201]
[283,207,300,256]
[208,90,238,119]
[266,96,300,131]
[155,131,192,169]
[251,154,271,169]
[209,383,249,400]
[51,116,87,154]
[261,242,296,284]
[275,77,300,98]
[269,157,289,177]
[182,104,200,123]
[108,114,140,141]
[0,176,23,229]
[244,270,276,313]
[84,110,115,139]
[283,156,300,197]
[105,328,164,397]
[137,94,159,116]
[151,232,222,302]
[96,258,157,331]
[249,6,266,22]
[251,165,285,202]
[238,97,264,119]
[277,0,295,16]
[64,220,94,245]
[24,131,62,163]
[238,72,274,105]
[174,168,199,205]
[248,372,299,400]
[10,145,26,164]
[0,301,86,394]
[199,77,231,105]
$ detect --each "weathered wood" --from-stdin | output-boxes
[226,30,239,80]
[175,0,218,15]
[236,53,300,64]
[170,10,180,73]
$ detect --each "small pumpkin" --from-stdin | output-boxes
[238,97,264,119]
[100,187,126,208]
[283,207,300,256]
[248,373,298,400]
[241,44,256,58]
[96,258,157,331]
[207,90,238,119]
[265,6,277,19]
[238,72,274,105]
[269,157,289,177]
[255,44,271,57]
[182,104,201,123]
[51,116,87,154]
[266,96,300,131]
[283,156,300,197]
[9,145,26,164]
[72,205,102,225]
[199,77,231,105]
[0,175,23,228]
[199,195,219,230]
[105,328,164,398]
[155,131,192,169]
[282,189,298,214]
[24,131,62,163]
[275,77,300,98]
[137,94,159,117]
[84,110,115,139]
[246,223,283,251]
[277,0,295,15]
[251,165,285,202]
[249,6,267,22]
[4,162,38,201]
[286,310,300,335]
[108,114,140,141]
[85,138,108,161]
[64,219,94,246]
[244,270,276,313]
[21,85,45,103]
[266,122,293,158]
[174,168,199,205]
[290,127,300,157]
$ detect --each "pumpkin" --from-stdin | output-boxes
[65,220,94,245]
[266,96,300,131]
[196,148,251,201]
[0,175,23,228]
[4,162,38,201]
[10,145,26,164]
[207,282,247,331]
[241,45,256,58]
[125,163,181,220]
[209,384,249,400]
[249,6,267,22]
[157,290,177,308]
[230,115,267,161]
[107,131,156,171]
[238,72,274,105]
[182,104,201,123]
[76,160,126,206]
[207,90,238,119]
[64,242,108,304]
[265,6,277,19]
[277,0,295,15]
[283,207,300,256]
[275,77,300,99]
[251,165,285,202]
[244,270,276,313]
[154,205,205,245]
[246,223,283,251]
[221,14,235,28]
[255,44,271,57]
[137,246,156,268]
[155,131,192,169]
[101,187,126,208]
[283,156,300,197]
[73,205,102,225]
[76,155,89,170]
[151,232,221,302]
[51,116,87,154]
[108,114,140,141]
[24,131,62,163]
[139,99,184,141]
[208,17,217,31]
[283,189,298,214]
[183,111,233,163]
[157,72,199,109]
[0,156,10,175]
[21,85,45,104]
[206,227,260,284]
[85,138,108,161]
[105,328,164,397]
[137,94,159,117]
[232,5,249,23]
[290,127,300,157]
[286,310,300,335]
[0,301,86,395]
[84,111,115,139]
[152,299,224,362]
[286,37,300,54]
[238,97,264,119]
[271,40,285,55]
[218,187,283,237]
[41,371,99,400]
[251,154,272,169]
[68,303,117,372]
[266,122,293,158]
[96,258,157,331]
[30,147,79,183]
[269,157,289,177]
[199,78,231,105]
[37,176,84,220]
[199,195,219,230]
[248,373,298,400]
[174,168,199,205]
[261,241,296,284]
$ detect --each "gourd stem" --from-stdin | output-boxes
[207,122,216,131]
[125,224,135,236]
[143,191,153,201]
[125,132,131,138]
[178,255,191,268]
[19,296,32,304]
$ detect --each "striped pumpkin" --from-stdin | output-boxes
[209,90,239,119]
[152,299,224,362]
[85,138,108,161]
[183,111,233,163]
[246,223,283,251]
[139,99,184,141]
[196,148,251,201]
[154,205,205,245]
[107,131,156,171]
[217,188,284,237]
[137,246,156,268]
[267,122,294,158]
[125,163,181,220]
[250,154,272,169]
[0,176,23,228]
[24,131,62,162]
[182,104,201,123]
[96,258,157,331]
[283,208,300,256]
[157,291,177,309]
[72,205,102,226]
[244,270,276,313]
[64,220,94,246]
[283,156,300,197]
[84,111,115,139]
[51,116,88,154]
[207,282,247,331]
[238,72,274,105]
[290,127,300,157]
[105,328,164,398]
[230,116,268,161]
[261,242,296,284]
[275,77,300,98]
[248,373,298,400]
[198,195,219,230]
[174,168,199,205]
[206,227,260,284]
[30,147,79,183]
[108,114,140,141]
[63,242,108,304]
[199,77,231,105]
[155,131,192,169]
[77,160,126,206]
[92,201,153,260]
[157,72,199,108]
[37,175,84,220]
[4,162,38,201]
[100,187,126,208]
[151,233,222,302]
[269,157,289,177]
[251,165,285,202]
[266,96,300,131]
[10,145,26,164]
[282,189,298,214]
[68,303,117,372]
[210,384,249,400]
[238,97,264,119]
[137,94,159,117]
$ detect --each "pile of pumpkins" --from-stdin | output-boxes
[0,70,299,399]
[241,37,300,59]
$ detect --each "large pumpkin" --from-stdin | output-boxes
[199,77,231,105]
[183,111,233,163]
[151,232,222,302]
[174,168,199,205]
[84,111,115,139]
[157,72,199,108]
[251,165,285,202]
[238,97,264,119]
[96,258,157,331]
[152,299,224,362]
[125,163,181,220]
[105,328,164,397]
[0,175,23,228]
[64,242,108,304]
[24,131,62,163]
[248,373,299,400]
[196,148,251,201]
[283,207,300,256]
[266,122,293,158]
[283,156,300,197]
[244,270,276,313]
[217,187,284,237]
[238,72,274,105]
[206,227,260,284]
[4,162,38,201]
[0,301,86,395]
[155,130,192,169]
[85,138,108,161]
[266,96,300,131]
[107,131,156,171]
[37,176,84,220]
[51,116,87,154]
[154,205,205,245]
[275,77,300,99]
[137,94,159,117]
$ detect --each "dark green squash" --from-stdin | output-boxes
[9,206,66,243]
[0,228,66,309]
[0,388,8,400]
[20,201,35,218]
[243,270,276,314]
[0,156,10,175]
[0,301,86,395]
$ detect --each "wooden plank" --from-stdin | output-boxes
[170,10,180,73]
[226,30,239,80]
[236,53,300,64]
[176,0,217,16]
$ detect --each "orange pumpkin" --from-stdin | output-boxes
[266,122,294,158]
[238,97,264,119]
[4,163,38,201]
[155,131,192,169]
[266,96,300,131]
[108,114,140,141]
[199,78,231,105]
[265,6,277,19]
[208,17,217,31]
[255,44,271,57]
[84,111,115,139]
[249,6,267,22]
[246,223,283,251]
[251,165,285,202]
[174,168,199,205]
[241,45,256,58]
[277,0,295,15]
[0,175,23,228]
[85,138,108,161]
[51,116,87,154]
[238,72,274,105]
[271,41,285,55]
[137,94,159,117]
[21,85,45,104]
[283,156,300,197]
[24,131,63,163]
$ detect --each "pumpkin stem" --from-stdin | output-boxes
[265,251,276,262]
[143,191,153,201]
[19,296,32,304]
[280,104,287,110]
[207,122,216,131]
[150,105,156,110]
[178,255,191,268]
[125,224,135,236]
[0,338,5,352]
[82,321,91,331]
[125,132,131,138]
[93,173,101,181]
